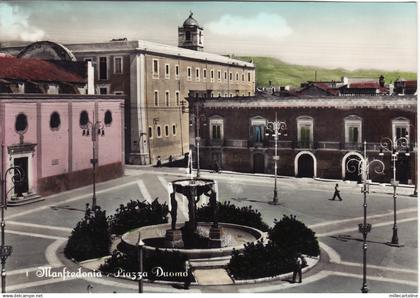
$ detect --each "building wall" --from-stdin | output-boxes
[73,49,255,165]
[0,97,124,197]
[196,98,416,184]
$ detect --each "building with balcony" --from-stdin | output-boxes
[190,94,417,184]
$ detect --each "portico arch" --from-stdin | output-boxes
[342,151,364,180]
[294,151,317,178]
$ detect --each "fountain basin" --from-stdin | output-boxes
[120,222,267,259]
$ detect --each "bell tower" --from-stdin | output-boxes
[178,12,204,51]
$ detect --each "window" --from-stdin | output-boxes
[172,124,176,136]
[242,73,245,81]
[165,91,170,106]
[99,56,108,80]
[209,116,224,141]
[104,110,112,126]
[297,116,314,148]
[175,91,180,106]
[154,90,159,106]
[165,125,169,137]
[224,71,227,80]
[114,56,123,74]
[99,87,108,94]
[248,72,251,82]
[392,117,410,143]
[195,68,200,81]
[79,110,89,127]
[236,72,239,81]
[153,59,159,78]
[148,126,153,139]
[203,69,207,80]
[210,69,214,82]
[15,113,28,133]
[217,70,221,81]
[187,67,192,80]
[165,64,170,79]
[250,116,266,143]
[344,115,362,144]
[156,125,162,138]
[186,31,191,41]
[175,65,179,80]
[229,72,233,81]
[50,112,61,130]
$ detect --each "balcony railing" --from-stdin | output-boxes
[317,141,341,150]
[224,139,248,148]
[294,141,315,149]
[343,142,363,151]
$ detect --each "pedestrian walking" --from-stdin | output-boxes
[184,260,193,290]
[156,156,162,167]
[292,254,304,283]
[331,183,343,201]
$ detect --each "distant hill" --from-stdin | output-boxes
[236,56,417,88]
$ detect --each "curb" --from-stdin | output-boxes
[231,255,320,285]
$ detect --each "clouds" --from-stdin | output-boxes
[207,13,292,41]
[0,3,45,41]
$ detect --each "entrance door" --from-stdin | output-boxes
[396,154,410,184]
[297,154,314,177]
[253,153,265,173]
[14,157,28,196]
[345,156,361,182]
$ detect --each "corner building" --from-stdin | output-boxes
[65,14,255,165]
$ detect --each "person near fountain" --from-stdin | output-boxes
[170,192,178,230]
[292,253,305,283]
[208,189,218,228]
[184,260,193,289]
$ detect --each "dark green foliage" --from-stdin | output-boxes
[100,249,188,282]
[269,215,320,257]
[228,215,319,280]
[196,201,269,232]
[64,206,111,262]
[108,198,169,235]
[228,240,296,280]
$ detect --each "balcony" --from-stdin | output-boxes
[317,141,341,150]
[225,139,248,148]
[294,141,315,149]
[343,143,363,151]
[208,139,224,147]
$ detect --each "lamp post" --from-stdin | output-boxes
[379,136,410,247]
[81,112,105,212]
[0,163,24,293]
[265,112,287,205]
[137,232,144,293]
[346,140,385,293]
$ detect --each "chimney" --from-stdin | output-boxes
[87,61,95,95]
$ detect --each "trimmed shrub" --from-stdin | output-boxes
[100,249,188,282]
[269,214,320,257]
[196,201,269,232]
[227,215,319,280]
[108,198,169,235]
[64,206,111,262]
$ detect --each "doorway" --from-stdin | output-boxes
[13,157,28,196]
[253,153,265,173]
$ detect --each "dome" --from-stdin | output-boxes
[183,12,200,27]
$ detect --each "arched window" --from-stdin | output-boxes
[50,112,61,131]
[79,110,89,127]
[104,110,112,126]
[15,113,28,133]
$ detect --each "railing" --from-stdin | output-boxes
[294,141,315,149]
[208,139,224,147]
[317,141,341,150]
[343,143,363,151]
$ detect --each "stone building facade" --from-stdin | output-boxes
[0,14,256,165]
[192,94,417,184]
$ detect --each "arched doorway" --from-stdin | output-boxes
[396,154,410,184]
[344,155,362,181]
[253,153,265,173]
[294,151,317,178]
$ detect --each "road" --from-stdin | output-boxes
[3,166,417,293]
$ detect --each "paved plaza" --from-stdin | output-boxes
[3,166,417,293]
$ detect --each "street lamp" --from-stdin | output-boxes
[379,136,410,247]
[265,112,287,205]
[137,232,144,293]
[346,140,385,293]
[81,112,105,211]
[0,164,24,293]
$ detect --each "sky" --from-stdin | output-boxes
[0,1,417,71]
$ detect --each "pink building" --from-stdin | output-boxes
[0,54,124,205]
